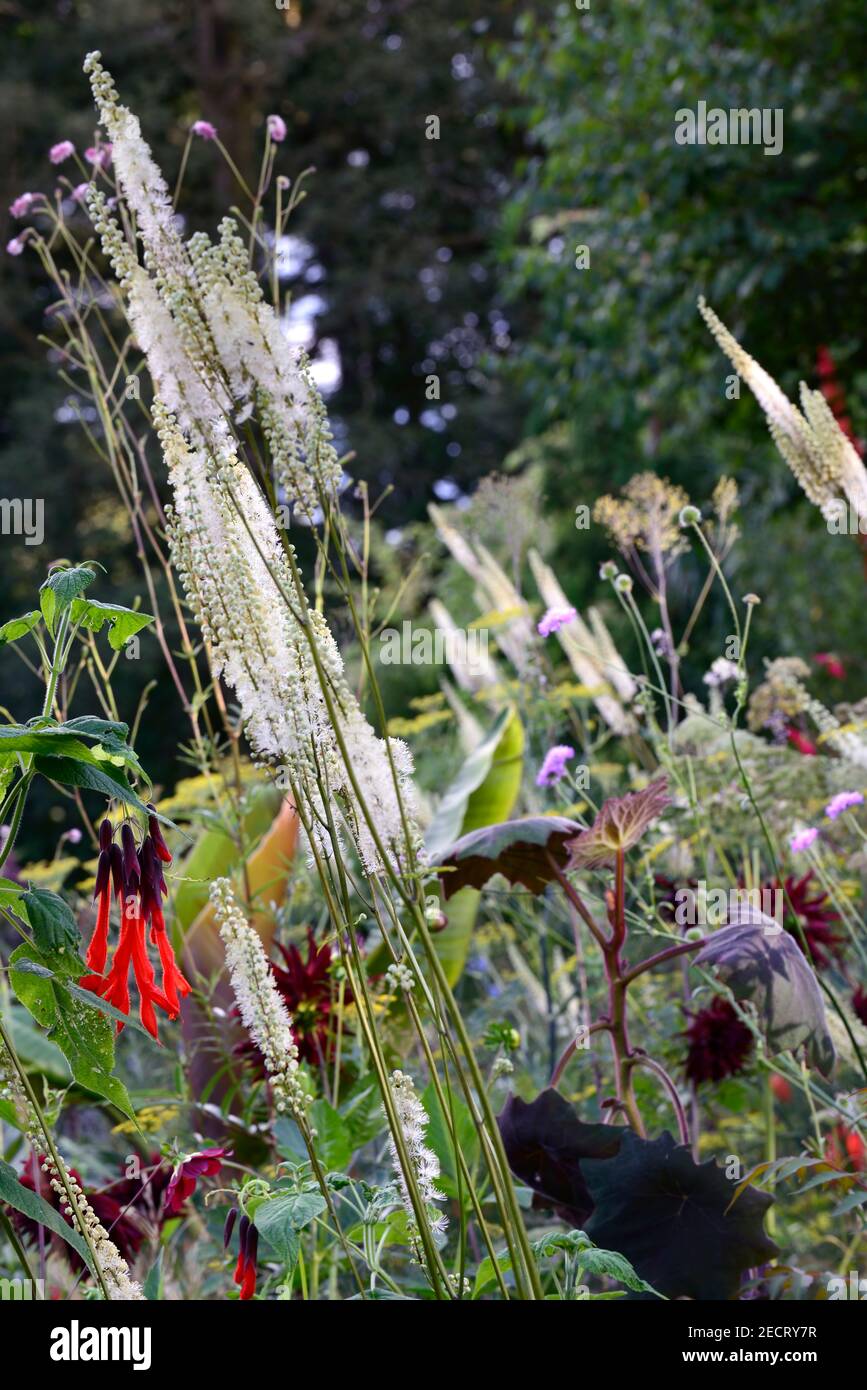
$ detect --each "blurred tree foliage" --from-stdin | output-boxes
[0,0,525,854]
[491,0,867,676]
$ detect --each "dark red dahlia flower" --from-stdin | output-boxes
[852,985,867,1027]
[14,1153,172,1269]
[769,872,846,971]
[236,929,347,1070]
[683,997,753,1085]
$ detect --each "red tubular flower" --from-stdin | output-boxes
[683,998,753,1085]
[231,1213,258,1300]
[165,1147,230,1215]
[786,726,817,756]
[814,652,845,680]
[825,1122,866,1173]
[79,816,188,1041]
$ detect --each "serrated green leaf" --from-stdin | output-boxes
[70,598,154,651]
[254,1191,326,1266]
[0,611,41,646]
[32,752,153,816]
[309,1099,353,1170]
[21,887,83,969]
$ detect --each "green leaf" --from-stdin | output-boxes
[9,948,136,1119]
[21,888,83,970]
[7,1004,71,1083]
[32,753,153,817]
[41,564,97,609]
[422,1081,479,1202]
[143,1248,163,1301]
[70,598,154,651]
[0,611,41,647]
[0,720,146,783]
[309,1099,353,1170]
[425,708,516,863]
[439,814,581,900]
[254,1191,326,1266]
[427,709,525,985]
[10,954,152,1036]
[531,1230,663,1296]
[0,1158,97,1280]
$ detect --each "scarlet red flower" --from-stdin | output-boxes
[227,1211,258,1300]
[683,998,753,1085]
[79,811,190,1040]
[165,1147,230,1215]
[824,1122,866,1173]
[770,872,846,971]
[814,652,846,680]
[786,726,817,756]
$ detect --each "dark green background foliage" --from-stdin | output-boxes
[2,0,866,855]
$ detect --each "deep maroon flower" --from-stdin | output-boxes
[165,1147,230,1215]
[771,872,846,971]
[15,1153,172,1269]
[683,998,753,1085]
[852,985,867,1027]
[230,1211,258,1300]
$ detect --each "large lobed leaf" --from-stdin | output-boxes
[438,815,581,900]
[692,904,835,1076]
[499,1088,778,1300]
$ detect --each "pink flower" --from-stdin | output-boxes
[6,236,26,257]
[84,143,112,169]
[71,184,90,203]
[9,193,35,219]
[191,120,218,141]
[536,744,575,787]
[825,791,864,820]
[49,141,76,165]
[165,1147,229,1215]
[814,652,845,680]
[267,114,287,143]
[790,827,819,854]
[537,605,577,638]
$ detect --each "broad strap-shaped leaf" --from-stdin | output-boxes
[439,815,582,900]
[692,904,835,1076]
[425,708,519,864]
[70,597,154,651]
[567,777,670,869]
[498,1089,623,1226]
[0,1158,98,1280]
[427,707,525,984]
[583,1129,778,1301]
